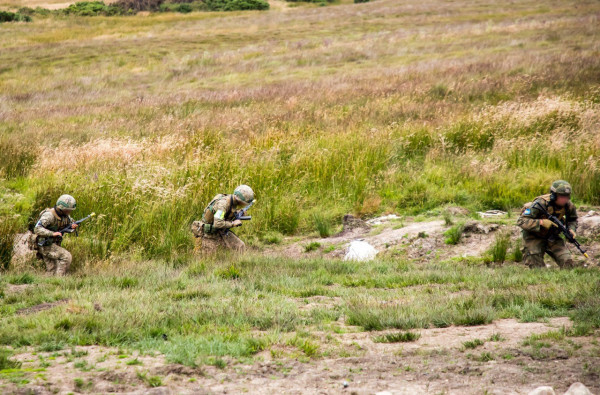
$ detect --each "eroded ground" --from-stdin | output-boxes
[3,318,599,394]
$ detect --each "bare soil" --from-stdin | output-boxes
[3,318,598,394]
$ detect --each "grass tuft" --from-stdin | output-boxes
[372,331,421,343]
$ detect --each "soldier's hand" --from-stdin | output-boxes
[232,220,243,227]
[540,219,557,230]
[52,232,62,237]
[570,229,576,238]
[71,223,78,229]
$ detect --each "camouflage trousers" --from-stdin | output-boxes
[522,236,574,269]
[198,231,245,255]
[36,243,72,276]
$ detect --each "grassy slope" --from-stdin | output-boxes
[0,0,599,373]
[1,0,600,262]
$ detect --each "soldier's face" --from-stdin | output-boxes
[555,195,570,206]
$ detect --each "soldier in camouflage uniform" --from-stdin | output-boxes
[517,180,578,269]
[192,185,254,254]
[34,194,78,275]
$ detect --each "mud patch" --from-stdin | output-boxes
[16,298,69,315]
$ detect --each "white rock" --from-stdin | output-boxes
[366,214,400,225]
[564,382,592,395]
[477,210,507,218]
[528,387,555,395]
[376,392,393,395]
[344,240,378,261]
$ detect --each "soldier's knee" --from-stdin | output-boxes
[62,250,72,265]
[524,253,545,269]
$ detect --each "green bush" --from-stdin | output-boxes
[116,0,163,12]
[203,0,269,10]
[0,11,32,22]
[62,1,125,16]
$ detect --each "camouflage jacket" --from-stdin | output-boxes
[517,194,578,239]
[34,208,73,243]
[202,194,238,231]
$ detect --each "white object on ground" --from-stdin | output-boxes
[527,387,555,395]
[366,214,400,225]
[477,210,507,218]
[564,382,592,395]
[344,240,378,261]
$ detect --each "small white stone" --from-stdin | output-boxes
[564,382,592,395]
[527,386,555,395]
[344,240,378,261]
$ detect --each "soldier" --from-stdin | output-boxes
[34,194,78,276]
[517,180,578,269]
[193,185,254,254]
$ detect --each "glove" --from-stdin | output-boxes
[540,219,558,230]
[232,219,242,227]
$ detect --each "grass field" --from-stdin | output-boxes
[1,0,600,392]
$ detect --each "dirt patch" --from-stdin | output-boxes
[16,298,69,315]
[5,283,35,294]
[4,318,598,394]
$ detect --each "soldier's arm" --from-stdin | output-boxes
[34,212,57,237]
[567,203,578,232]
[516,201,543,232]
[212,199,234,230]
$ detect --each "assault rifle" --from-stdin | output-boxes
[37,212,96,246]
[533,202,588,258]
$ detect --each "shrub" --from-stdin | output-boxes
[62,1,125,16]
[203,0,269,11]
[0,11,32,22]
[114,0,162,12]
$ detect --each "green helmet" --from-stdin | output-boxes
[56,194,77,211]
[234,185,254,204]
[550,180,572,196]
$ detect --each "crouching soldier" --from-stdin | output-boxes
[34,194,78,276]
[517,180,578,269]
[192,185,254,255]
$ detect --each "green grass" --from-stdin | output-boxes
[0,0,598,376]
[463,338,484,349]
[1,0,600,265]
[0,349,22,370]
[1,255,595,368]
[372,331,421,343]
[444,223,465,245]
[487,231,511,263]
[304,241,321,252]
